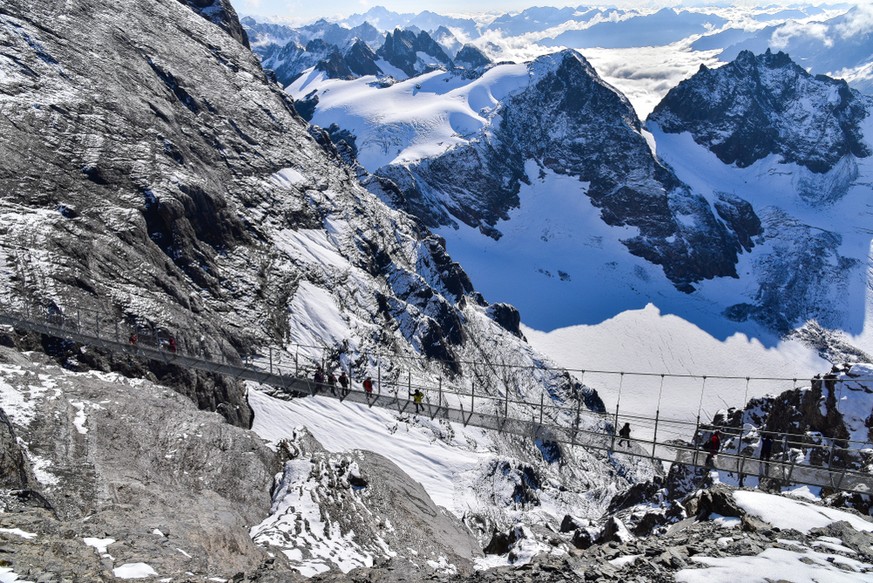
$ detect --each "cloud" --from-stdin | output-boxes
[836,5,873,39]
[770,21,832,50]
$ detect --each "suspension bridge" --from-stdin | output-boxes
[0,301,870,495]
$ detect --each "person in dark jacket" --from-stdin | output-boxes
[760,434,773,461]
[313,367,324,392]
[327,371,337,395]
[338,371,349,396]
[618,422,631,448]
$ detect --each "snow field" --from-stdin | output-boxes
[249,387,494,516]
[287,63,531,170]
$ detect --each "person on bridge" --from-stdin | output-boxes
[327,371,337,395]
[338,371,349,396]
[618,422,631,448]
[314,367,325,391]
[168,336,177,353]
[705,430,721,467]
[410,388,424,413]
[760,433,773,461]
[363,376,374,394]
[128,332,138,345]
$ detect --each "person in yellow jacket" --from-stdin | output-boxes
[410,388,424,413]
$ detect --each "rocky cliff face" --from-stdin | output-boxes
[0,347,281,581]
[649,50,870,176]
[647,50,872,333]
[377,28,453,78]
[178,0,250,48]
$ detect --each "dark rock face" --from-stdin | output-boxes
[344,40,382,77]
[713,193,762,253]
[454,44,491,70]
[377,28,453,77]
[486,303,524,339]
[178,0,250,48]
[0,408,30,490]
[649,50,870,175]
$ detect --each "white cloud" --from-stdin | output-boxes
[836,5,873,39]
[770,21,832,50]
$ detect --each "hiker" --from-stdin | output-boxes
[168,336,177,353]
[617,422,631,448]
[363,376,374,394]
[327,371,337,395]
[313,367,324,392]
[410,388,424,413]
[338,371,349,396]
[760,433,773,461]
[128,332,138,345]
[705,430,721,467]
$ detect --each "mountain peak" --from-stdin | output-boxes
[649,50,870,175]
[177,0,250,48]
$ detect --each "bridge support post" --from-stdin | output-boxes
[539,392,544,427]
[651,409,660,462]
[269,347,273,375]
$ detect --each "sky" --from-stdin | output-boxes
[230,1,862,24]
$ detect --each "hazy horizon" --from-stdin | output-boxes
[230,1,862,25]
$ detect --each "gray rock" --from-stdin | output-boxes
[0,348,281,580]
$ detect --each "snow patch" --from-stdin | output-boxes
[112,563,158,579]
[734,490,873,534]
[0,528,36,540]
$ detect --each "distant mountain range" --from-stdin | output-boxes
[242,4,873,96]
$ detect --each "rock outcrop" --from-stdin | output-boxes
[0,346,281,581]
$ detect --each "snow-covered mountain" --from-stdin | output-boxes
[647,49,873,334]
[2,1,873,580]
[286,45,873,350]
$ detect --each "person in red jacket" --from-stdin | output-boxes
[705,430,721,467]
[363,376,373,394]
